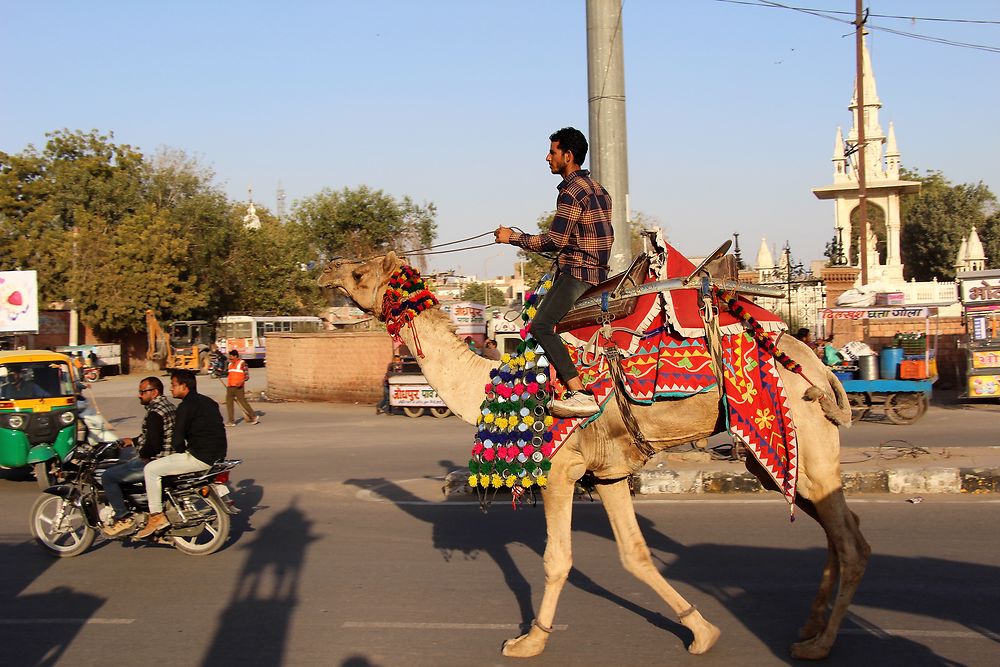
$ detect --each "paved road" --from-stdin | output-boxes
[0,373,997,666]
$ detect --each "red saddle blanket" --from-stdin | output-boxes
[469,241,798,506]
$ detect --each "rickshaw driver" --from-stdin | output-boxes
[1,367,49,399]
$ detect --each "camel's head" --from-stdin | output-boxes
[318,252,405,313]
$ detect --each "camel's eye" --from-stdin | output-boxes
[352,269,364,281]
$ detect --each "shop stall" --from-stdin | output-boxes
[957,270,1000,399]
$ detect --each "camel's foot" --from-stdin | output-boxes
[790,635,832,661]
[501,625,550,658]
[681,611,721,655]
[797,613,827,641]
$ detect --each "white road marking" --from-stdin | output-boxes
[341,622,995,641]
[342,621,566,631]
[841,628,999,641]
[0,618,135,625]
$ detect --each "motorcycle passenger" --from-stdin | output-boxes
[102,377,176,537]
[136,370,228,539]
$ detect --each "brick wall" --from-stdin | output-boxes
[266,332,394,403]
[825,316,965,389]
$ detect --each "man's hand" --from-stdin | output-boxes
[494,226,513,244]
[121,438,135,447]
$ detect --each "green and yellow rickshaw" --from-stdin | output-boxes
[0,350,80,488]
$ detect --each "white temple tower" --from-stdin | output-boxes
[811,37,920,286]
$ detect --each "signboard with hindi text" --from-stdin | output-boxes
[819,307,936,321]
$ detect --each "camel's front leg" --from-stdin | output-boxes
[596,478,720,655]
[501,467,577,658]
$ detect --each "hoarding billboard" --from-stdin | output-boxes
[0,271,39,334]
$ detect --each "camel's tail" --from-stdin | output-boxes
[803,369,853,426]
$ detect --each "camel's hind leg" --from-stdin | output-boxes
[790,489,870,660]
[595,478,720,655]
[501,466,577,658]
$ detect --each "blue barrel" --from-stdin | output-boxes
[880,346,904,380]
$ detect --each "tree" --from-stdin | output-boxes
[900,168,997,281]
[292,186,436,264]
[223,205,325,314]
[459,282,507,306]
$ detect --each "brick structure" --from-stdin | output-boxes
[266,332,393,403]
[820,266,862,308]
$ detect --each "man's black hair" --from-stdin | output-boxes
[228,349,240,357]
[171,369,197,393]
[549,127,588,165]
[142,376,164,394]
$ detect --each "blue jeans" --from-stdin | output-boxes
[102,449,146,520]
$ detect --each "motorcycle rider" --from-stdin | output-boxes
[101,377,176,537]
[136,370,228,539]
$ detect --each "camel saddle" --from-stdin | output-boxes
[555,253,651,333]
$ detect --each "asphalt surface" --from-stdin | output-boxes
[0,372,997,666]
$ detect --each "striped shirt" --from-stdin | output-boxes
[510,169,614,285]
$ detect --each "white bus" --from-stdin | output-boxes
[216,315,323,363]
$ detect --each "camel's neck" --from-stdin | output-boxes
[394,308,498,425]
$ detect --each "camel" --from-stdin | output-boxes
[319,251,870,660]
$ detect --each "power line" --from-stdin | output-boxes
[713,0,1000,53]
[715,0,1000,25]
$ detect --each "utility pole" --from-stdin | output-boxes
[854,0,869,285]
[586,0,630,273]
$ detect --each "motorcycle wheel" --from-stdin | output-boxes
[30,494,96,558]
[171,494,231,556]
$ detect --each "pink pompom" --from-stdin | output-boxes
[483,449,496,462]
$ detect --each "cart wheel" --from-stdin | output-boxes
[884,393,926,425]
[429,407,452,419]
[848,392,872,423]
[403,407,424,418]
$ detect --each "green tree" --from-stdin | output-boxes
[459,282,507,306]
[900,168,997,281]
[223,205,325,314]
[292,186,436,265]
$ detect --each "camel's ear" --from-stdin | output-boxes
[383,251,398,273]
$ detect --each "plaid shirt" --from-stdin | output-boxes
[510,169,614,285]
[135,395,176,459]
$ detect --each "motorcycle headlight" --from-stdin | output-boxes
[6,414,26,430]
[59,410,76,425]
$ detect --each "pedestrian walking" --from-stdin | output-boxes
[224,350,258,426]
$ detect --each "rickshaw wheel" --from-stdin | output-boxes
[34,461,60,490]
[847,392,872,422]
[403,407,425,418]
[884,393,927,425]
[429,407,452,419]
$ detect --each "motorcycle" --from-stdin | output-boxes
[82,365,101,383]
[209,352,227,379]
[30,440,242,557]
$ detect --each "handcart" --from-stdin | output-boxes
[820,306,939,425]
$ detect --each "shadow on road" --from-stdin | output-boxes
[0,542,105,666]
[348,461,995,665]
[200,498,319,667]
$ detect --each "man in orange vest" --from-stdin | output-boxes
[225,350,259,426]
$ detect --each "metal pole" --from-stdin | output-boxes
[855,0,869,285]
[587,0,630,273]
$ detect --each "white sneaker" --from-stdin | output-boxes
[550,391,600,418]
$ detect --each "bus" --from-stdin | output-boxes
[216,315,323,363]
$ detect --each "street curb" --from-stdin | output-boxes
[633,467,1000,495]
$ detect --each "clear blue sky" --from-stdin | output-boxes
[3,1,997,278]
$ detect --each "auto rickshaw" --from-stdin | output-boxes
[0,350,80,488]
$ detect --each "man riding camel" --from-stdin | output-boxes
[494,126,613,418]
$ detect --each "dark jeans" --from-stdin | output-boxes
[529,273,591,385]
[377,385,390,411]
[102,448,145,520]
